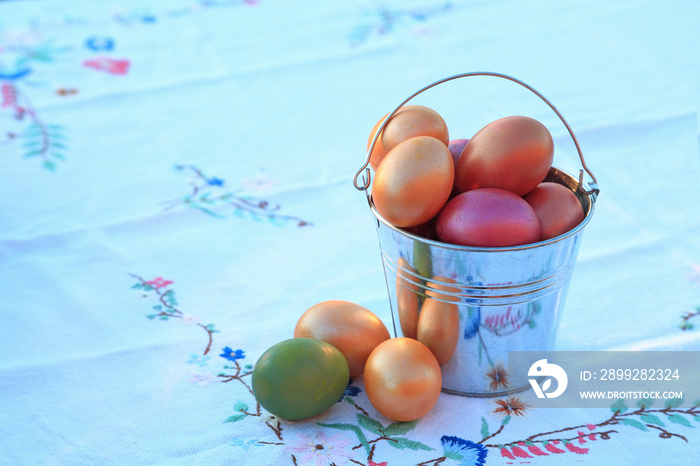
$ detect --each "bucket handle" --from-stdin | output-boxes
[353,71,600,199]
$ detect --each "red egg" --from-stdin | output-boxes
[454,116,553,196]
[436,188,541,247]
[524,182,585,240]
[372,136,454,228]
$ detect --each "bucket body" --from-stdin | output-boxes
[370,167,596,397]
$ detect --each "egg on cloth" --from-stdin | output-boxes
[251,338,349,421]
[363,337,442,422]
[294,300,390,377]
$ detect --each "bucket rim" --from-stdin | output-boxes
[368,166,596,253]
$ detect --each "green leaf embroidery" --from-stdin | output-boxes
[665,397,684,409]
[387,437,433,451]
[233,400,248,413]
[383,420,418,436]
[145,314,157,320]
[636,397,655,409]
[224,414,246,423]
[317,422,370,456]
[611,399,628,414]
[480,417,489,440]
[42,160,56,171]
[667,414,694,428]
[640,413,664,426]
[356,414,384,435]
[619,418,647,431]
[501,415,511,426]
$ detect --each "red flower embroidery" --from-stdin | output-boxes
[577,430,587,444]
[499,447,515,459]
[1,83,16,108]
[521,441,548,456]
[146,277,173,289]
[368,462,388,466]
[83,57,130,75]
[565,442,590,454]
[510,445,532,458]
[544,441,566,454]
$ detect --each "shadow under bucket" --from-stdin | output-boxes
[354,72,600,397]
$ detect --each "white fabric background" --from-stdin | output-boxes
[1,0,699,464]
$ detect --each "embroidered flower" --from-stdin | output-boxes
[0,67,32,81]
[368,462,387,466]
[85,36,115,51]
[181,314,200,326]
[145,277,173,289]
[286,431,355,466]
[187,354,210,367]
[83,57,130,75]
[206,176,224,187]
[493,397,528,417]
[441,436,488,465]
[188,370,217,387]
[344,383,361,398]
[485,362,508,391]
[220,347,245,361]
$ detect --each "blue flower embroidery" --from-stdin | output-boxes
[85,36,115,52]
[441,436,488,465]
[0,67,32,81]
[220,347,245,361]
[344,385,361,397]
[206,177,224,187]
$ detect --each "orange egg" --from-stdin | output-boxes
[367,105,449,171]
[455,116,553,196]
[417,277,460,365]
[294,300,390,377]
[372,136,454,228]
[396,258,420,339]
[364,337,442,421]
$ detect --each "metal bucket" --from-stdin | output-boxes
[353,72,599,397]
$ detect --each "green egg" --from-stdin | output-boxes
[252,338,350,421]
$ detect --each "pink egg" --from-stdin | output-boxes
[436,188,541,247]
[447,138,469,166]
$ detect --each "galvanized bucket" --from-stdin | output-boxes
[354,72,599,397]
